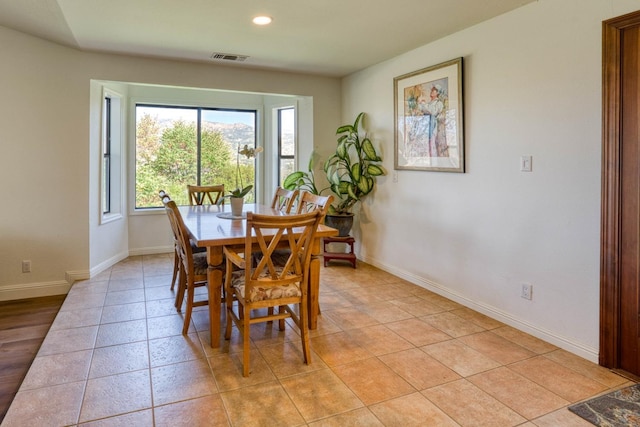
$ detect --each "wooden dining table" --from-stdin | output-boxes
[178,203,339,348]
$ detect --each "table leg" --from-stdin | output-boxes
[207,247,224,348]
[308,238,321,329]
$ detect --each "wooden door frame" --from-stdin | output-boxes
[600,10,640,368]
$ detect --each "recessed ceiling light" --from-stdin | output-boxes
[252,16,272,26]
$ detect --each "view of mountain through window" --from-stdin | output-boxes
[278,107,295,184]
[135,105,257,208]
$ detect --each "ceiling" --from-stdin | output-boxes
[0,0,535,77]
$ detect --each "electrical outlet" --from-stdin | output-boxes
[521,283,532,300]
[22,260,31,273]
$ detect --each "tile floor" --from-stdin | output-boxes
[1,254,631,426]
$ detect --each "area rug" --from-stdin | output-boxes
[569,383,640,426]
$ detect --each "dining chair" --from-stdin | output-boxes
[293,191,334,315]
[188,184,225,205]
[223,210,323,376]
[163,188,209,297]
[163,198,211,334]
[271,186,298,213]
[159,190,182,294]
[263,191,334,268]
[159,190,206,298]
[294,191,333,216]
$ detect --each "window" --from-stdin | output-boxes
[135,105,257,208]
[278,107,295,185]
[100,88,122,223]
[102,97,111,214]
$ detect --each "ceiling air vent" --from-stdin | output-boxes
[210,53,249,62]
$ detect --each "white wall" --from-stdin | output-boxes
[0,25,341,300]
[0,28,88,299]
[342,0,640,362]
[89,81,130,275]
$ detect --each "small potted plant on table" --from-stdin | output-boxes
[219,144,263,216]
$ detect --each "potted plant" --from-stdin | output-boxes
[283,151,326,196]
[324,112,385,235]
[284,112,385,236]
[219,144,263,216]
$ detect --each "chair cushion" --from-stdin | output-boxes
[193,252,209,275]
[230,269,301,302]
[191,252,227,276]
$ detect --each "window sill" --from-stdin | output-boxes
[100,212,123,225]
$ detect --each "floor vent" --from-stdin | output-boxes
[210,53,249,62]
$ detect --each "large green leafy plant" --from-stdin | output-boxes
[282,152,325,196]
[284,112,385,214]
[325,112,385,214]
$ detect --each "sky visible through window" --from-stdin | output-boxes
[136,106,255,127]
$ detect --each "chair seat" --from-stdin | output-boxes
[229,269,301,302]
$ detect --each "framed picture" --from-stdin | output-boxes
[394,57,464,172]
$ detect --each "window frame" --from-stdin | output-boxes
[103,96,112,214]
[100,88,123,225]
[132,103,260,210]
[277,106,296,186]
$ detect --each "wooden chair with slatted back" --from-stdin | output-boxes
[159,190,181,294]
[294,191,334,217]
[265,191,334,268]
[292,191,334,316]
[223,210,323,376]
[163,199,211,334]
[271,186,298,213]
[160,190,208,311]
[188,184,225,205]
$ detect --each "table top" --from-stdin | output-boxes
[178,203,339,247]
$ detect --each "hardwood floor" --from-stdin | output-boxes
[0,295,65,422]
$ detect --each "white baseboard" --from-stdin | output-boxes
[0,268,89,302]
[90,251,130,278]
[89,247,172,277]
[0,280,71,302]
[361,254,599,364]
[66,270,90,283]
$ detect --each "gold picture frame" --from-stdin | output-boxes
[394,57,464,172]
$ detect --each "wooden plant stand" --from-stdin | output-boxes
[323,236,356,268]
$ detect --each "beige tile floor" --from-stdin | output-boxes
[1,254,631,426]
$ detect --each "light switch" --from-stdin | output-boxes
[520,155,532,172]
